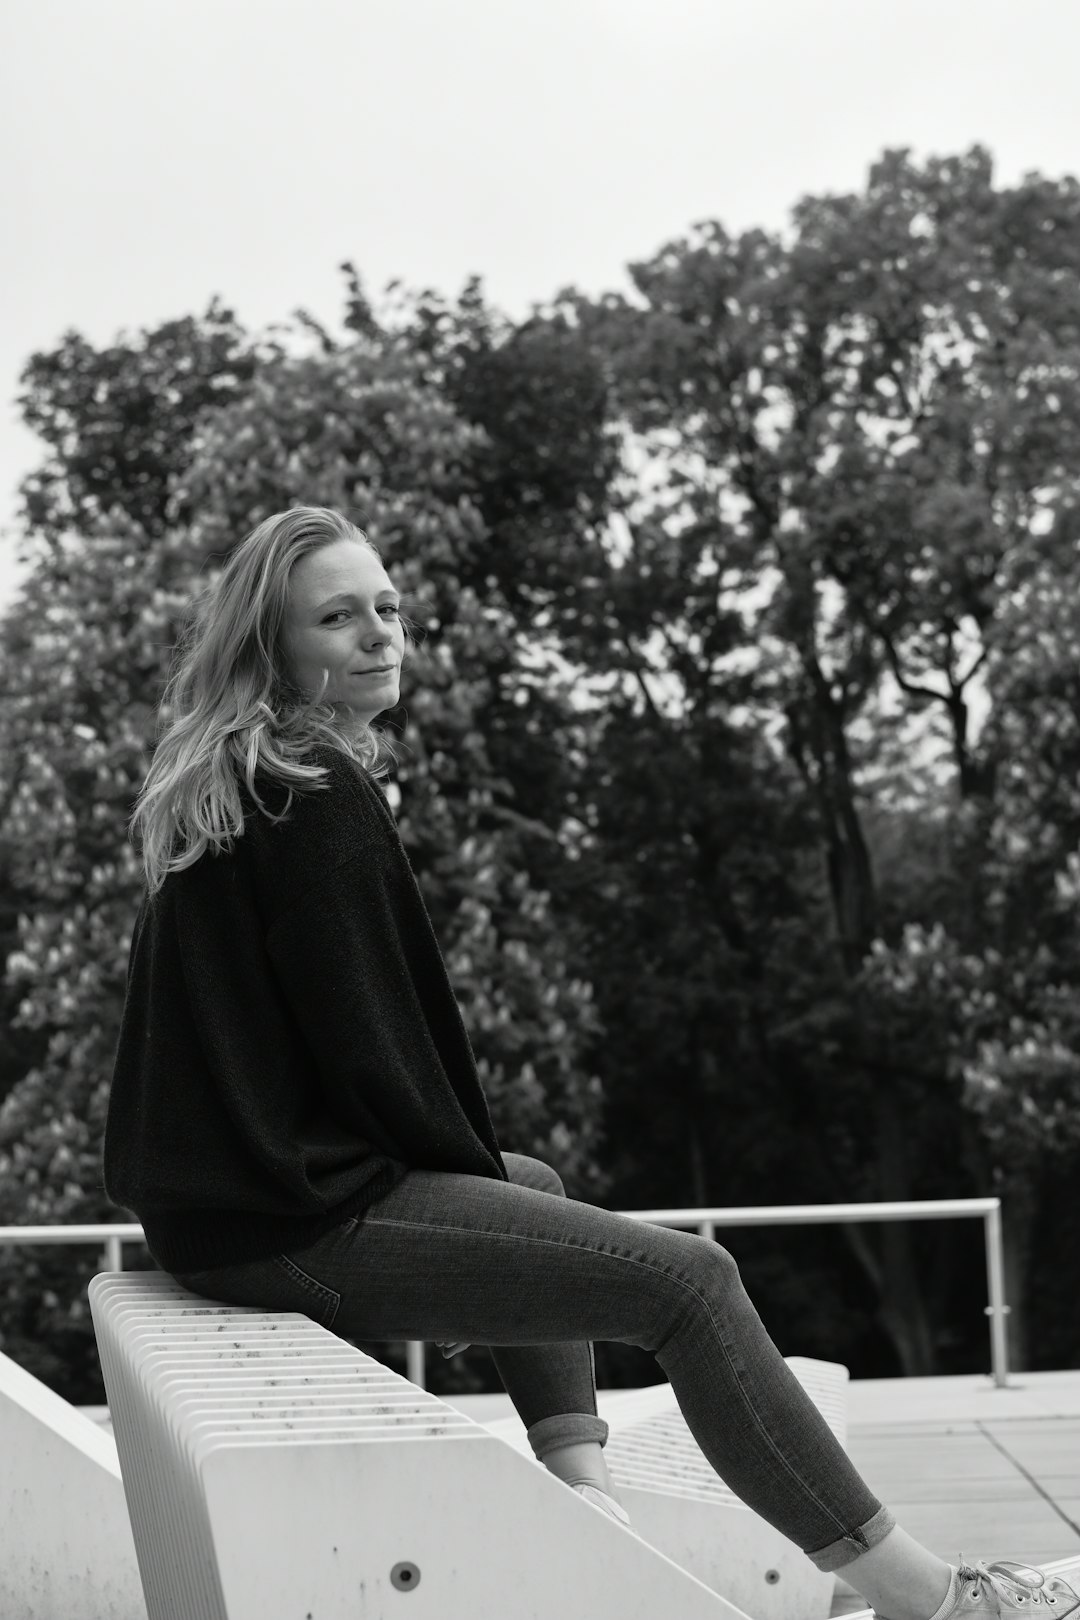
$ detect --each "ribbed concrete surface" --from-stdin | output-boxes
[82,1368,1080,1619]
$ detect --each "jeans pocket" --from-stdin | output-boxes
[271,1251,342,1331]
[170,1251,342,1332]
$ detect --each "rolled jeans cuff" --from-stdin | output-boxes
[526,1412,610,1462]
[806,1503,897,1572]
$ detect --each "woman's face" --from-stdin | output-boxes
[282,538,405,724]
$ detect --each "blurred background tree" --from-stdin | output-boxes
[0,292,610,1397]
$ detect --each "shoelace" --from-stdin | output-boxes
[959,1557,1057,1604]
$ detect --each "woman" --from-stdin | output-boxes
[104,505,1077,1620]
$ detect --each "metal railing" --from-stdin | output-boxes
[0,1196,1010,1391]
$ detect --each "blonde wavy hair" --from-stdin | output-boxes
[129,506,417,898]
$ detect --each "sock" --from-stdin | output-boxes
[926,1567,960,1620]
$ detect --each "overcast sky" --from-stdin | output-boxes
[3,0,1079,615]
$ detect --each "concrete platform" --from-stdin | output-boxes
[830,1370,1080,1614]
[81,1368,1080,1618]
[440,1369,1080,1617]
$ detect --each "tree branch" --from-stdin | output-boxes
[879,628,951,705]
[483,803,563,845]
[620,632,668,726]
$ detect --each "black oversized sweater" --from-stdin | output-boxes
[102,742,508,1274]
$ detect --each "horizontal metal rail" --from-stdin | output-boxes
[0,1197,1010,1390]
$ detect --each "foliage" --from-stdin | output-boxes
[539,143,1080,1372]
[3,148,1080,1399]
[0,301,611,1396]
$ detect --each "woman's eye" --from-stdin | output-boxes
[324,607,399,624]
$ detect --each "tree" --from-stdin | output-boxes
[4,147,1079,1400]
[15,298,258,544]
[535,145,1080,1372]
[0,294,610,1397]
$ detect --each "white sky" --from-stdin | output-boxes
[3,0,1079,617]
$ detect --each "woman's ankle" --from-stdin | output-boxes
[540,1438,614,1496]
[841,1525,955,1620]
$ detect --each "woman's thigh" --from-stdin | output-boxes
[170,1151,726,1354]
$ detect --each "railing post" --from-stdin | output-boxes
[983,1202,1011,1388]
[406,1338,426,1390]
[698,1219,716,1244]
[104,1235,124,1273]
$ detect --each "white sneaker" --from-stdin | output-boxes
[922,1558,1080,1616]
[572,1482,633,1528]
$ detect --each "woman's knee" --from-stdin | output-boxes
[709,1237,742,1277]
[634,1233,745,1358]
[685,1232,744,1294]
[539,1161,566,1197]
[502,1150,565,1198]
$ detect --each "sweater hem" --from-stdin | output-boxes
[135,1159,411,1275]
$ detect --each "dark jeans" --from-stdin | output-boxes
[169,1151,895,1573]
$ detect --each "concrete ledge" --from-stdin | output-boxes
[0,1351,146,1620]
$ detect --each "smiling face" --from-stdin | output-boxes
[281,538,405,725]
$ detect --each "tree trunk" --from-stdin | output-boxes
[999,1175,1035,1374]
[783,650,940,1375]
[688,1121,709,1211]
[872,1085,938,1373]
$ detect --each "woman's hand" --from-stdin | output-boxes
[435,1339,471,1358]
